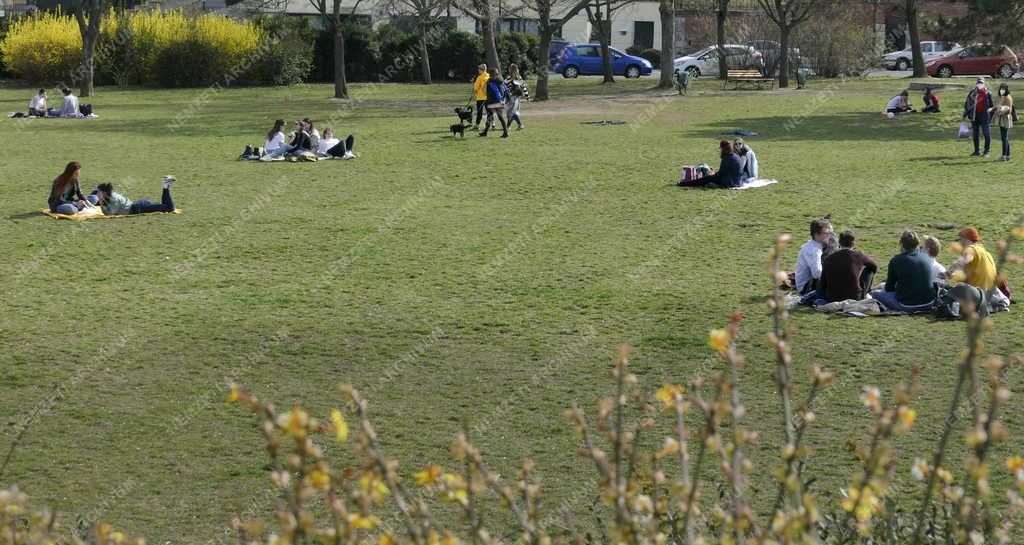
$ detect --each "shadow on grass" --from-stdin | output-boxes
[8,211,44,221]
[687,112,961,142]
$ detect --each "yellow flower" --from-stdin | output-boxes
[282,408,309,438]
[654,384,684,411]
[936,468,953,483]
[378,536,396,545]
[1013,227,1024,240]
[346,513,378,530]
[358,473,389,500]
[330,409,348,443]
[708,329,731,354]
[911,458,929,481]
[310,470,331,490]
[897,406,917,430]
[1008,456,1024,473]
[413,465,442,486]
[655,437,680,459]
[227,383,241,403]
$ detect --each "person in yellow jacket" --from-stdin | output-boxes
[472,64,489,130]
[949,226,996,291]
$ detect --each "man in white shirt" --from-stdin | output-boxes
[28,89,47,117]
[60,87,79,117]
[794,218,833,294]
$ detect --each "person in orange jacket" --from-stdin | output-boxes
[472,64,489,130]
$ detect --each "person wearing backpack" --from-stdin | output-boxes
[479,68,509,138]
[505,63,529,130]
[989,83,1014,162]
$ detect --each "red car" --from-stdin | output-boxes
[927,44,1019,78]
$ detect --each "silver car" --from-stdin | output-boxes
[673,45,764,78]
[882,41,961,71]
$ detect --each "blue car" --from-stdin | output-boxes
[554,44,653,78]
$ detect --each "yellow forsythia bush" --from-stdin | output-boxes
[0,9,82,84]
[1,7,265,86]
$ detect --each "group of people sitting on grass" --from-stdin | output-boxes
[239,118,356,161]
[885,88,942,115]
[794,216,1010,314]
[677,137,758,188]
[48,161,176,216]
[470,63,529,137]
[11,87,93,118]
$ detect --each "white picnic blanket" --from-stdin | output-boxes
[729,178,778,190]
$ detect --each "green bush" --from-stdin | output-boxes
[625,45,642,56]
[153,39,223,87]
[246,32,313,86]
[430,30,483,82]
[639,48,660,67]
[376,26,421,82]
[496,32,538,75]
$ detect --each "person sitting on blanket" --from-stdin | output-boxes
[886,90,913,114]
[922,88,941,113]
[922,235,948,281]
[29,89,48,117]
[816,230,878,303]
[59,87,80,118]
[49,161,94,215]
[317,128,356,160]
[678,140,743,188]
[93,176,176,215]
[948,226,996,291]
[265,120,314,159]
[794,217,832,295]
[870,230,938,312]
[264,119,287,157]
[304,118,321,150]
[733,137,758,182]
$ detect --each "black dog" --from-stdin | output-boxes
[450,123,466,138]
[454,107,473,124]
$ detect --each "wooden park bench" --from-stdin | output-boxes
[724,69,774,90]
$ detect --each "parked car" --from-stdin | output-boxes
[554,44,653,78]
[673,45,763,78]
[926,44,1019,78]
[548,40,571,66]
[743,39,807,75]
[882,41,961,71]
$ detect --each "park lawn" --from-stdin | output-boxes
[1,75,1024,544]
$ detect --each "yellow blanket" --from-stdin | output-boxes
[41,208,183,221]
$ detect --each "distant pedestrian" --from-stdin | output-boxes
[990,83,1013,162]
[963,77,994,157]
[472,64,489,130]
[506,63,529,130]
[479,68,509,138]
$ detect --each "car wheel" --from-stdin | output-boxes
[896,58,910,71]
[563,65,579,79]
[999,64,1015,79]
[686,66,700,78]
[625,65,641,78]
[937,65,953,78]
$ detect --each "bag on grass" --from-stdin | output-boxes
[79,104,92,116]
[679,165,699,182]
[957,121,969,139]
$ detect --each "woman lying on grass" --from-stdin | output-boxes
[317,127,356,160]
[49,161,95,215]
[92,176,177,215]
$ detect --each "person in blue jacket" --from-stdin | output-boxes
[679,140,743,188]
[963,77,995,157]
[479,68,510,138]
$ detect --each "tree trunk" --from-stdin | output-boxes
[418,26,432,84]
[716,0,727,80]
[598,30,614,83]
[906,0,925,77]
[536,27,553,100]
[481,17,501,74]
[778,25,791,88]
[80,31,98,97]
[333,23,348,98]
[658,0,674,89]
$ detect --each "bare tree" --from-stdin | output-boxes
[755,0,820,87]
[385,0,451,83]
[715,0,729,79]
[72,0,106,97]
[310,0,365,99]
[523,0,590,99]
[585,0,633,83]
[906,0,925,76]
[457,0,501,74]
[657,0,675,88]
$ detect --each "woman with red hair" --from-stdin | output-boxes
[48,161,92,215]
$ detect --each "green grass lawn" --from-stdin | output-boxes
[2,75,1024,544]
